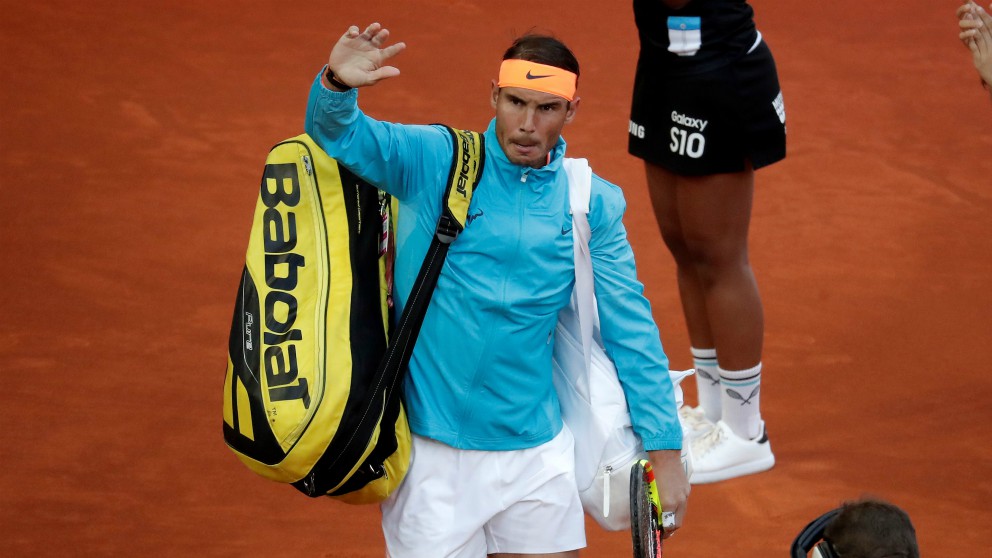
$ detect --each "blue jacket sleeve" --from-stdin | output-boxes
[303,68,450,203]
[588,176,681,451]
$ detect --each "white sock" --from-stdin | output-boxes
[691,347,721,422]
[719,363,763,440]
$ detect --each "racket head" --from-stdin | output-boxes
[629,459,663,558]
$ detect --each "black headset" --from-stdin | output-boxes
[791,508,841,558]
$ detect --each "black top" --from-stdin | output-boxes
[633,0,758,76]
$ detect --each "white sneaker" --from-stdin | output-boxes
[679,405,716,442]
[689,420,775,484]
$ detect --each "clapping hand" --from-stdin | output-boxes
[958,2,992,89]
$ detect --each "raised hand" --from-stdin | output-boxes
[326,23,407,89]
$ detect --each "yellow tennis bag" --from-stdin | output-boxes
[223,128,483,503]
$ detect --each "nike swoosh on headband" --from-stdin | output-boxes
[525,70,553,79]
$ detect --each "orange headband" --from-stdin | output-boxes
[498,59,577,101]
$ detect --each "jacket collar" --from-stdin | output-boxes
[483,118,567,186]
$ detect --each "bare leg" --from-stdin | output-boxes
[645,163,713,352]
[644,161,763,372]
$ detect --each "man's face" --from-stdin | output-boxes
[491,84,578,168]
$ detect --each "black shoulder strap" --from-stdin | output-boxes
[385,126,484,355]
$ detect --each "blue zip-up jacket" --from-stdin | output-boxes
[305,72,681,452]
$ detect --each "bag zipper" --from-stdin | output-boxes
[603,465,612,518]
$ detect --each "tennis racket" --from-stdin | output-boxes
[630,459,663,557]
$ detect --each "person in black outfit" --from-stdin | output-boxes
[628,0,784,484]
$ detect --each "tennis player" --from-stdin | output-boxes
[306,22,689,557]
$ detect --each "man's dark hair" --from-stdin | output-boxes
[824,498,919,558]
[502,34,580,84]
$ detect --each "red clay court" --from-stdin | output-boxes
[2,1,990,556]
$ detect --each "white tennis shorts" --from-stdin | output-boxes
[381,426,586,557]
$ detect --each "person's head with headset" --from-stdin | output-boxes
[792,497,919,558]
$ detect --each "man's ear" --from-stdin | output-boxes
[491,79,499,109]
[564,96,580,124]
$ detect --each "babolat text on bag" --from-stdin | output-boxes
[223,128,483,504]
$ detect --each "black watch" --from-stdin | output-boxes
[325,67,353,91]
